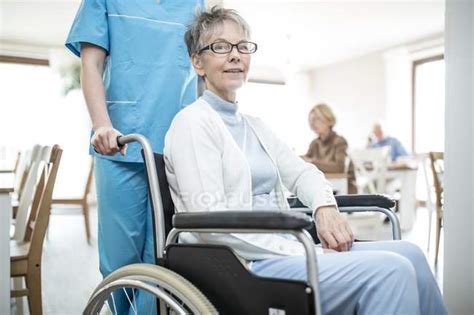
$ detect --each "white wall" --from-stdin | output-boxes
[308,52,386,150]
[239,70,314,154]
[443,1,473,314]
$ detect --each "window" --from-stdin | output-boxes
[413,56,445,153]
[0,61,92,197]
[0,62,62,150]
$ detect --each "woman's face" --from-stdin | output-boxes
[309,112,331,135]
[192,20,251,102]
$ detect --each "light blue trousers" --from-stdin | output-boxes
[95,158,156,314]
[251,240,447,315]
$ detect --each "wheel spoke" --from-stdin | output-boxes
[123,288,137,315]
[110,291,117,314]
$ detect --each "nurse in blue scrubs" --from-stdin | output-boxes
[65,0,204,312]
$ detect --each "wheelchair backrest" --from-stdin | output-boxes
[142,151,175,239]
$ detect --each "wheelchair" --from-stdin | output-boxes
[83,134,401,315]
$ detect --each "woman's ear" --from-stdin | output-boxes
[192,54,206,77]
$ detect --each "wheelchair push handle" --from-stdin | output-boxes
[116,135,125,148]
[115,134,167,259]
[93,135,126,154]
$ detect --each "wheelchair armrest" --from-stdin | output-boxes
[172,211,313,230]
[287,194,401,240]
[335,194,395,208]
[287,194,395,209]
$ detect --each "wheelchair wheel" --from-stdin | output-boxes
[83,263,217,315]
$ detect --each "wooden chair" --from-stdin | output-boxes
[51,157,94,243]
[11,145,47,241]
[10,146,42,219]
[10,145,62,315]
[1,150,22,221]
[419,153,435,252]
[429,151,444,266]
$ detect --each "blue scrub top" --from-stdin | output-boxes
[65,0,204,161]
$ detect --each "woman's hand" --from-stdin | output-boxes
[91,126,127,156]
[314,205,354,252]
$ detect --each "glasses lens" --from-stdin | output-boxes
[238,42,257,54]
[212,42,232,54]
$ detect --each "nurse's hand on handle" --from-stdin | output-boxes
[91,126,127,156]
[314,205,355,252]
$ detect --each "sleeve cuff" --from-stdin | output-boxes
[65,38,109,58]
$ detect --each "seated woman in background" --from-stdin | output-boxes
[164,6,447,315]
[303,104,356,193]
[303,104,348,173]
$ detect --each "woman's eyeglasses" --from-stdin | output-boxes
[198,41,258,55]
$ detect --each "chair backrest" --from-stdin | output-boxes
[10,151,21,173]
[13,150,29,197]
[24,145,62,266]
[14,145,41,199]
[429,152,444,209]
[350,147,390,194]
[419,153,435,209]
[12,145,51,241]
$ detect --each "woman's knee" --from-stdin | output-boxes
[392,240,427,267]
[366,252,417,283]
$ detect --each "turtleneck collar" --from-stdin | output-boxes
[202,90,242,124]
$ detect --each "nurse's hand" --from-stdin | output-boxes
[91,126,127,156]
[314,205,354,252]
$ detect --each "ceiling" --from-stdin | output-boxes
[0,0,445,69]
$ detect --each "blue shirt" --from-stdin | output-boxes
[65,0,204,161]
[369,137,408,161]
[202,91,280,211]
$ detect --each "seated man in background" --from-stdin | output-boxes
[369,123,408,161]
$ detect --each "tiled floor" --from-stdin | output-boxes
[12,204,444,314]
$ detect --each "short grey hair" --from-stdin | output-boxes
[185,6,251,57]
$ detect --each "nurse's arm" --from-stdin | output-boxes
[81,43,125,156]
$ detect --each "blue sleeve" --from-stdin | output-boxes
[394,138,408,157]
[65,0,109,58]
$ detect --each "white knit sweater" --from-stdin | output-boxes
[164,97,337,260]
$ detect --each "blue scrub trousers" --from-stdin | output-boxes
[95,158,156,314]
[251,240,447,315]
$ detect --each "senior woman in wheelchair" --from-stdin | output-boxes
[164,6,447,315]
